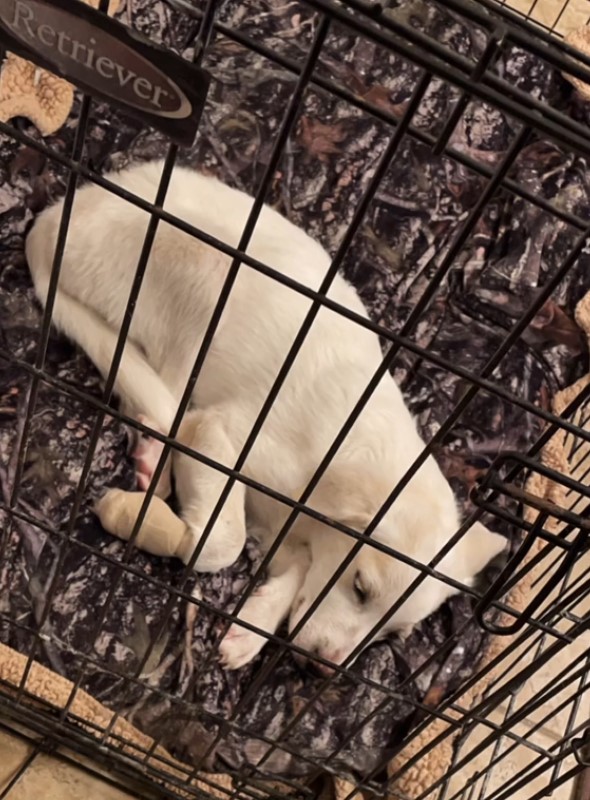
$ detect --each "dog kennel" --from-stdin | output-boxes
[1,0,590,798]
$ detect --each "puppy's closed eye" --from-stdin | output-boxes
[353,572,369,605]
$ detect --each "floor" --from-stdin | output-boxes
[443,547,590,800]
[0,726,145,799]
[500,0,589,34]
[1,1,590,799]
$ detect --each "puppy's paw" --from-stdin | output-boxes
[218,625,267,670]
[396,624,414,642]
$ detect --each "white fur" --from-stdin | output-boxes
[25,160,505,672]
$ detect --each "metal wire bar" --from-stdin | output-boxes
[566,419,590,470]
[432,32,504,156]
[444,589,576,800]
[461,0,583,50]
[0,365,565,639]
[179,67,436,707]
[473,690,523,800]
[4,0,113,517]
[284,536,590,800]
[0,602,482,756]
[143,113,545,783]
[329,544,590,799]
[478,469,590,608]
[0,369,29,580]
[1,30,589,239]
[367,604,590,800]
[0,697,244,800]
[486,742,582,800]
[0,314,588,752]
[531,516,590,604]
[7,598,549,800]
[0,493,484,649]
[3,236,588,788]
[169,0,590,156]
[0,463,572,684]
[0,609,572,795]
[52,0,220,732]
[475,518,588,635]
[40,144,179,727]
[440,669,588,800]
[0,719,163,800]
[1,356,590,612]
[1,0,590,796]
[3,552,584,800]
[93,13,332,745]
[138,117,552,734]
[3,450,588,792]
[4,283,590,458]
[0,614,345,787]
[0,665,311,800]
[168,0,589,231]
[232,607,562,797]
[545,656,590,793]
[552,0,573,32]
[8,94,97,700]
[217,212,590,788]
[298,0,590,159]
[469,674,590,800]
[568,463,590,502]
[0,745,41,800]
[9,115,584,740]
[568,423,590,476]
[447,557,590,800]
[7,127,89,508]
[563,408,590,454]
[0,133,586,413]
[495,514,587,613]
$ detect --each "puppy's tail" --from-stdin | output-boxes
[29,274,178,433]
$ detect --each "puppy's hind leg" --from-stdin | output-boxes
[219,546,309,670]
[117,399,172,500]
[132,414,173,499]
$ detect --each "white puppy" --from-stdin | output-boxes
[26,160,505,672]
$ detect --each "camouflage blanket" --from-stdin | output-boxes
[1,0,589,788]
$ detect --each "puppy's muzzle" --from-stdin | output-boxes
[294,648,343,677]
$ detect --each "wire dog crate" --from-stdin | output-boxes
[2,0,590,799]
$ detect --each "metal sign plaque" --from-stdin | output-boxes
[0,0,211,145]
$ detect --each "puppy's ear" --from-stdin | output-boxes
[441,521,506,582]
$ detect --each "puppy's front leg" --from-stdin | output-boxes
[174,409,247,573]
[219,547,309,670]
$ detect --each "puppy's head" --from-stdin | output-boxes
[289,465,505,674]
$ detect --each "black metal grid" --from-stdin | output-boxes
[1,0,590,798]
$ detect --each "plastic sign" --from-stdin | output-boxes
[0,0,211,145]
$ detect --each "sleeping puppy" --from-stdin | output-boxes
[25,160,505,672]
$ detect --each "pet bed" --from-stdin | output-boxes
[1,0,590,797]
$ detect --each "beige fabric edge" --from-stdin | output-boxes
[0,642,235,799]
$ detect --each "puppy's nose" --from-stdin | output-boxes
[293,647,343,676]
[293,648,333,676]
[292,651,309,669]
[311,660,336,677]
